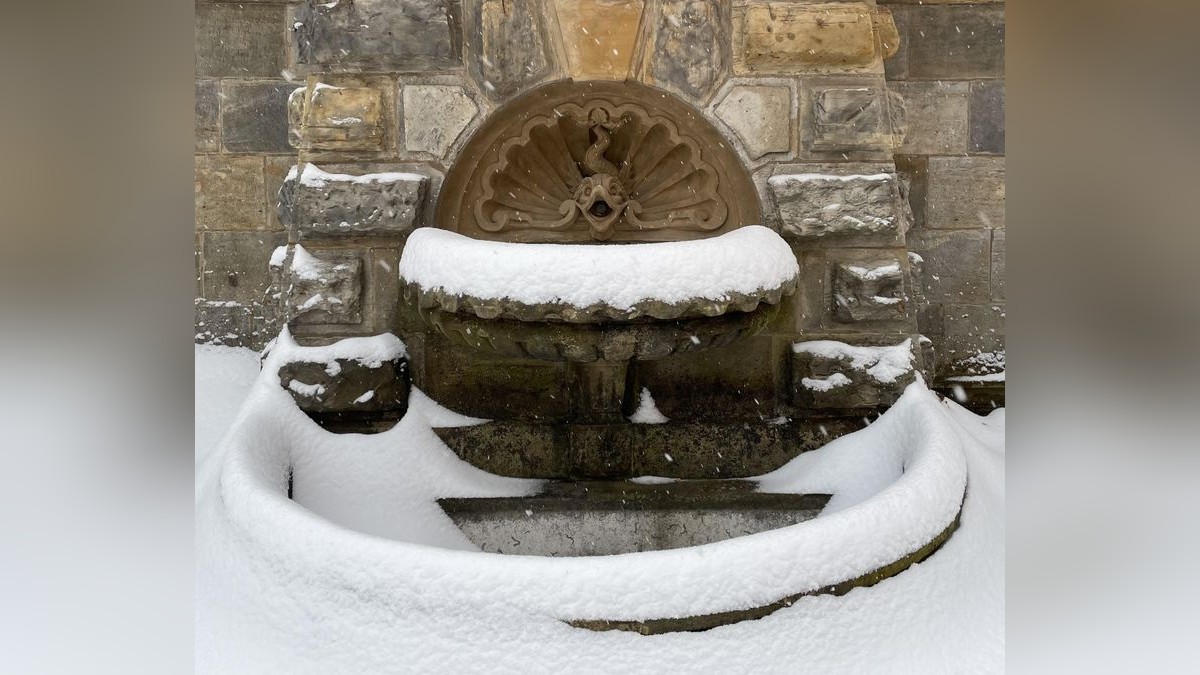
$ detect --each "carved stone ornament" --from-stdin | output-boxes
[438,81,761,242]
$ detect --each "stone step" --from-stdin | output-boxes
[438,479,831,557]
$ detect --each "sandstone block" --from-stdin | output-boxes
[941,303,1005,374]
[195,3,285,77]
[641,0,729,102]
[733,1,897,74]
[200,231,287,303]
[791,338,917,409]
[278,352,410,414]
[277,163,429,239]
[832,259,906,323]
[889,81,968,155]
[195,155,266,230]
[925,156,1004,229]
[221,81,294,153]
[402,85,479,159]
[810,86,886,151]
[713,85,793,159]
[469,0,556,100]
[907,229,990,303]
[905,5,1005,80]
[553,0,643,80]
[769,170,911,241]
[990,229,1005,300]
[271,244,364,325]
[292,0,461,70]
[292,80,390,152]
[194,298,279,349]
[195,80,219,152]
[970,79,1005,154]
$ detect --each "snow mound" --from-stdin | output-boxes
[628,387,669,424]
[793,338,915,384]
[397,225,799,310]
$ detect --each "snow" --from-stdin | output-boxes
[196,340,1002,673]
[628,387,669,424]
[265,325,407,368]
[801,372,853,392]
[397,225,799,310]
[793,339,915,383]
[770,172,893,184]
[286,162,425,188]
[948,372,1006,383]
[842,262,901,281]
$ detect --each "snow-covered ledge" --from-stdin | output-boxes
[397,225,799,323]
[197,348,968,635]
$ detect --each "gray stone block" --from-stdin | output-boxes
[907,229,990,303]
[221,81,294,153]
[941,303,1005,373]
[194,298,279,349]
[402,85,479,159]
[195,80,219,152]
[468,0,556,100]
[277,164,429,239]
[200,231,288,303]
[883,5,909,80]
[791,338,918,410]
[970,79,1005,154]
[810,86,886,151]
[889,81,968,155]
[714,84,793,159]
[642,0,730,103]
[770,170,911,241]
[906,5,1004,80]
[195,155,266,230]
[991,229,1005,300]
[273,245,364,325]
[278,354,409,414]
[292,0,462,71]
[925,156,1004,229]
[195,3,286,78]
[832,259,906,323]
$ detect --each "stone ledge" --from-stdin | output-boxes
[277,163,429,239]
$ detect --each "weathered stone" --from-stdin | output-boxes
[292,0,461,70]
[194,298,279,349]
[402,85,478,159]
[941,303,1005,374]
[469,0,556,100]
[632,336,781,421]
[552,0,644,80]
[713,85,792,159]
[925,156,1004,229]
[278,353,409,415]
[200,231,287,303]
[791,338,917,409]
[832,259,906,323]
[991,229,1005,300]
[263,157,295,231]
[907,229,990,303]
[889,81,969,155]
[195,155,266,230]
[970,79,1005,154]
[294,81,389,152]
[769,170,911,240]
[883,5,909,80]
[906,5,1004,80]
[419,337,572,421]
[221,81,294,153]
[810,86,886,151]
[733,2,896,73]
[195,3,285,77]
[272,244,363,325]
[641,0,730,102]
[195,80,219,152]
[277,163,429,239]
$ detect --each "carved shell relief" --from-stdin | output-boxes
[440,81,760,243]
[475,102,729,241]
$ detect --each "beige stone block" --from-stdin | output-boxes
[553,0,644,80]
[402,85,479,159]
[926,157,1005,229]
[195,155,266,231]
[301,82,387,151]
[713,84,793,159]
[733,1,894,74]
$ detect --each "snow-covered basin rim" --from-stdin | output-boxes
[396,225,799,311]
[209,380,967,623]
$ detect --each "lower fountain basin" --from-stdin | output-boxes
[439,480,831,556]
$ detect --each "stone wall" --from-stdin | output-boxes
[882,0,1005,388]
[195,0,1005,410]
